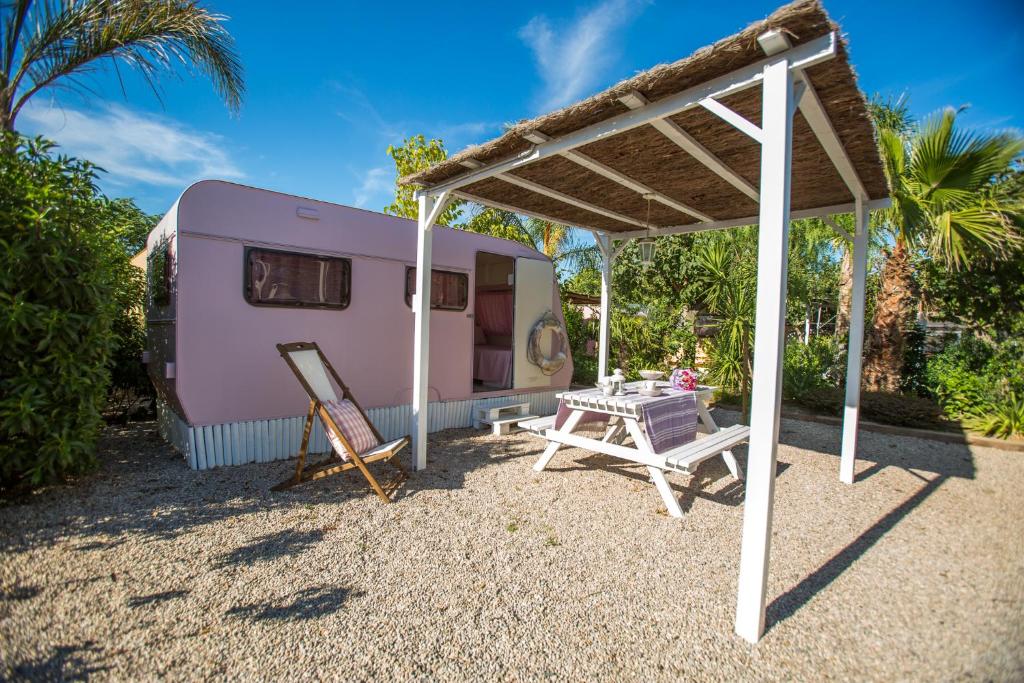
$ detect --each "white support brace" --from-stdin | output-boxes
[618,90,759,202]
[840,198,869,484]
[610,237,630,262]
[699,97,764,143]
[595,232,616,380]
[822,215,853,243]
[735,57,795,645]
[523,130,712,222]
[416,32,837,197]
[795,72,868,201]
[411,191,451,470]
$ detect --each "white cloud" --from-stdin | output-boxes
[352,166,391,209]
[19,102,243,188]
[519,0,647,111]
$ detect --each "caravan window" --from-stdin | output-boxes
[245,248,351,309]
[405,267,468,311]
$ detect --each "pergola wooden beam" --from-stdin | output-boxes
[618,90,760,202]
[610,198,889,240]
[452,189,610,234]
[495,172,647,228]
[523,129,714,222]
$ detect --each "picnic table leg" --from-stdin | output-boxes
[533,409,586,472]
[697,399,744,481]
[602,416,625,444]
[696,400,718,433]
[622,418,684,518]
[647,466,684,518]
[721,450,744,480]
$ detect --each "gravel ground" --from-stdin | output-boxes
[1,410,1022,681]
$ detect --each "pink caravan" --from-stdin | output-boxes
[144,180,573,470]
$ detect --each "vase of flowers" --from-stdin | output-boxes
[670,368,698,392]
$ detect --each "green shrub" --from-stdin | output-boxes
[0,136,121,488]
[782,336,842,401]
[561,301,598,385]
[104,203,157,420]
[795,387,946,428]
[964,390,1024,439]
[925,336,1024,426]
[923,335,992,417]
[899,323,929,396]
[611,301,696,380]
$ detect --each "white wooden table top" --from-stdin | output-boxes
[556,382,714,419]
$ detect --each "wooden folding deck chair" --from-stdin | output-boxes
[271,341,408,502]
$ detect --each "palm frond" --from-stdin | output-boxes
[4,0,244,129]
[875,105,1023,268]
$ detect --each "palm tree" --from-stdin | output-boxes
[694,231,757,423]
[862,106,1023,391]
[1,0,244,132]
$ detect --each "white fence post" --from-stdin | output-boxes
[840,197,869,483]
[412,192,450,470]
[734,57,795,644]
[597,234,613,380]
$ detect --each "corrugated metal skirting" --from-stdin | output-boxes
[156,391,561,470]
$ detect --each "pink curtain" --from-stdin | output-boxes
[476,291,513,336]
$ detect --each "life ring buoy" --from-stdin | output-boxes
[527,311,567,376]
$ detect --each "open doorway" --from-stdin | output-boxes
[473,252,515,392]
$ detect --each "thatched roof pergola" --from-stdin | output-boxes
[402,0,888,644]
[401,0,888,234]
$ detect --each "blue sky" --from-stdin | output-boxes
[18,0,1024,217]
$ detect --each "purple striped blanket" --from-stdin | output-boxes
[641,392,698,454]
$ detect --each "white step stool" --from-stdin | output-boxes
[474,402,536,435]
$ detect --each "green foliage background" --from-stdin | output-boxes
[0,136,154,488]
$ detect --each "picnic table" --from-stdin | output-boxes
[530,382,749,517]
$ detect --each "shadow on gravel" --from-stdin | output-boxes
[1,583,41,602]
[226,585,362,623]
[9,641,109,681]
[764,419,976,634]
[217,529,325,567]
[392,428,540,501]
[0,422,546,556]
[127,589,189,608]
[0,423,371,553]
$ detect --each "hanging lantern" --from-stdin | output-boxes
[638,193,657,267]
[638,237,657,266]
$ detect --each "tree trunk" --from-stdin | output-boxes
[835,245,853,340]
[862,240,915,392]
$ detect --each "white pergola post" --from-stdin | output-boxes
[412,191,450,470]
[734,57,795,644]
[839,197,869,484]
[596,234,613,380]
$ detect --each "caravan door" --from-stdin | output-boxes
[513,257,556,389]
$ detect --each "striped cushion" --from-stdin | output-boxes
[324,399,379,458]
